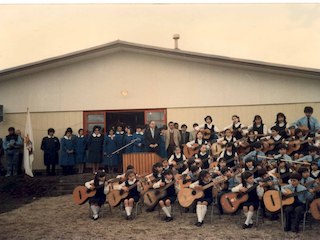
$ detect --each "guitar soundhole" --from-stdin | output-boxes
[78,191,82,199]
[192,190,196,195]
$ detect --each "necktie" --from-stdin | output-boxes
[307,117,311,130]
[294,186,299,204]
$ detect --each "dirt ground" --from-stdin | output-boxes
[0,194,319,240]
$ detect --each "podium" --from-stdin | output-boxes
[123,153,161,174]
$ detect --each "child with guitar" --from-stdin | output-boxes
[168,146,187,173]
[85,170,109,220]
[115,169,141,220]
[231,171,264,229]
[153,169,177,222]
[194,144,212,169]
[282,172,314,232]
[189,170,214,227]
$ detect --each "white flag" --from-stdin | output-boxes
[23,108,34,177]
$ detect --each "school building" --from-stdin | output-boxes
[0,40,320,170]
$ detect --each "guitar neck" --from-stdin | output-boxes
[203,177,226,190]
[286,186,320,198]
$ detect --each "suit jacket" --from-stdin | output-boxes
[144,127,161,147]
[165,129,181,149]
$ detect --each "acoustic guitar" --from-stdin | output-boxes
[211,143,223,158]
[108,177,145,207]
[263,186,320,212]
[143,180,176,209]
[175,174,192,188]
[310,198,320,220]
[220,178,271,213]
[183,144,200,159]
[73,186,97,205]
[178,176,227,208]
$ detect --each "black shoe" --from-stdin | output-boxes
[248,223,253,228]
[166,217,173,222]
[242,224,250,229]
[126,216,130,220]
[195,221,203,227]
[163,216,169,221]
[284,227,291,232]
[270,215,279,221]
[291,226,299,233]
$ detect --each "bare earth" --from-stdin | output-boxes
[0,194,319,240]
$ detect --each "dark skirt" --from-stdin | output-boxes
[160,195,177,204]
[88,194,106,207]
[242,201,259,210]
[197,197,213,206]
[124,193,140,203]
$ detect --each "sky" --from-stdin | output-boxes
[0,3,320,70]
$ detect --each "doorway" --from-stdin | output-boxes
[106,111,145,131]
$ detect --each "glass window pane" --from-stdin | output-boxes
[146,112,164,121]
[87,114,104,122]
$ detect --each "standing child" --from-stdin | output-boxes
[116,169,141,220]
[103,129,118,174]
[41,128,60,176]
[189,170,214,227]
[124,126,134,154]
[133,126,144,153]
[87,126,104,174]
[85,171,109,220]
[232,171,264,229]
[60,128,75,175]
[75,128,87,174]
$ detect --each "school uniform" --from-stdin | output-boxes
[3,133,23,176]
[118,179,140,202]
[271,122,290,139]
[190,179,214,205]
[60,136,75,167]
[248,123,267,138]
[124,134,134,154]
[133,132,144,153]
[232,182,263,210]
[265,134,284,156]
[311,170,320,179]
[243,150,265,164]
[292,116,320,136]
[103,134,119,167]
[297,154,320,163]
[75,135,87,164]
[87,133,103,164]
[224,122,244,140]
[282,183,313,231]
[41,135,60,175]
[85,179,108,206]
[220,149,238,168]
[153,178,177,203]
[195,152,210,169]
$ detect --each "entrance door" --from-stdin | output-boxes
[106,111,144,131]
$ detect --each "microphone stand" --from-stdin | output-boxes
[105,138,140,176]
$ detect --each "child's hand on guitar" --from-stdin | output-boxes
[160,182,165,187]
[239,187,247,193]
[194,185,203,191]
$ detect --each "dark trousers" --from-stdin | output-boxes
[62,166,74,175]
[166,144,175,158]
[17,152,23,175]
[46,164,56,175]
[284,204,306,230]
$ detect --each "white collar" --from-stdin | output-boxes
[234,122,241,127]
[108,135,115,138]
[128,179,136,185]
[165,178,173,184]
[205,123,213,128]
[64,136,71,140]
[225,136,233,140]
[136,132,143,135]
[278,122,285,127]
[116,131,124,135]
[175,153,181,157]
[273,135,281,141]
[92,133,101,137]
[48,135,54,138]
[77,135,84,138]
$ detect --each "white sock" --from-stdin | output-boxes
[201,205,207,222]
[96,206,100,215]
[162,207,171,217]
[196,205,202,222]
[125,207,131,216]
[244,211,248,217]
[128,206,132,216]
[245,211,254,225]
[167,206,172,216]
[91,205,98,215]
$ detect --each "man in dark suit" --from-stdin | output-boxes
[144,121,160,154]
[179,124,190,148]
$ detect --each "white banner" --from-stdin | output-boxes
[23,108,34,177]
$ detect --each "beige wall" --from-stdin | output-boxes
[0,50,320,114]
[0,111,82,170]
[1,103,320,170]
